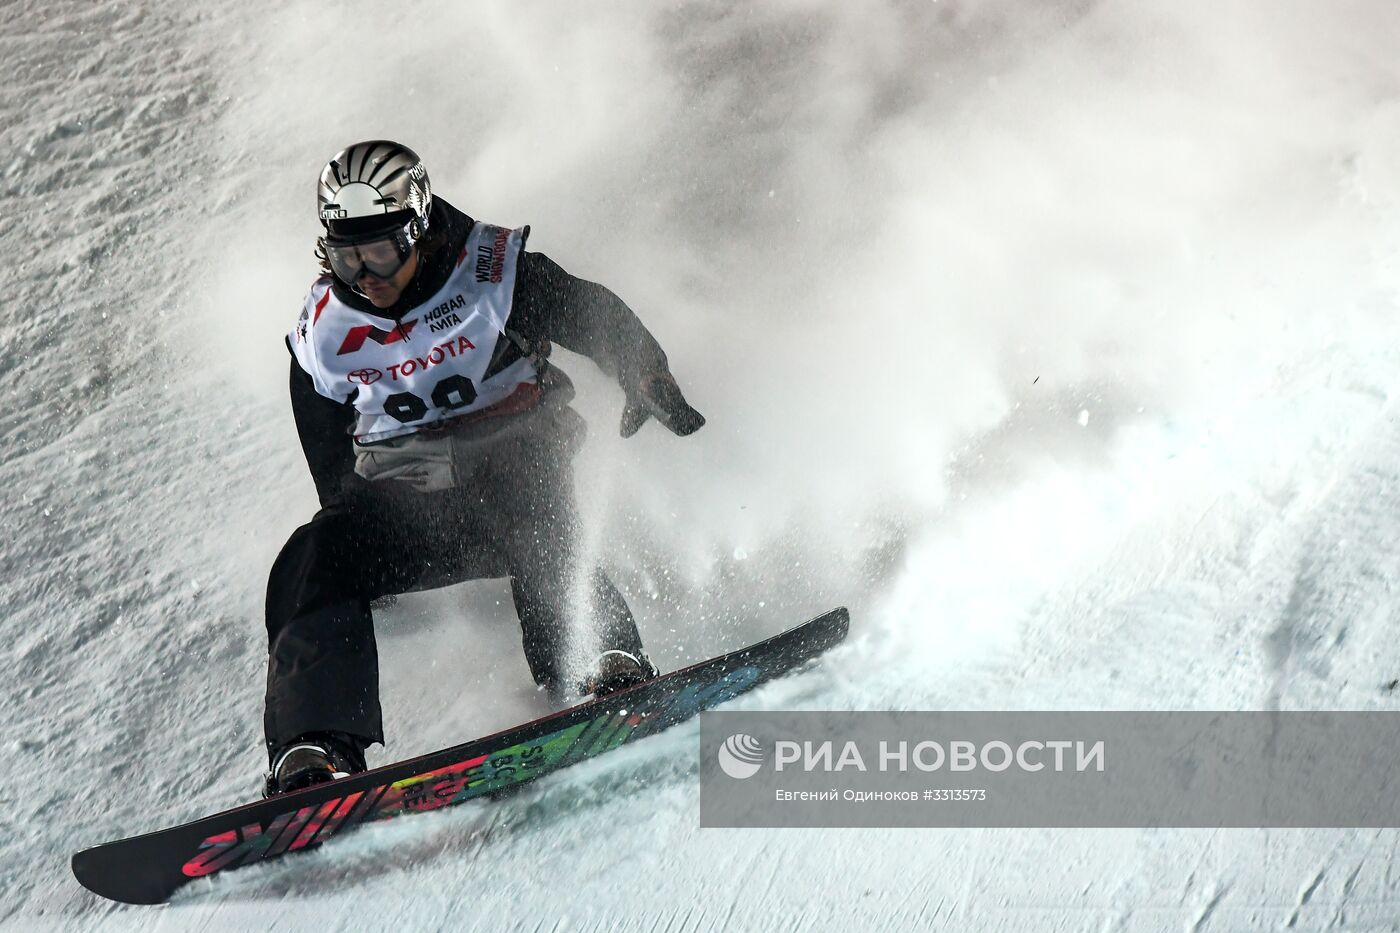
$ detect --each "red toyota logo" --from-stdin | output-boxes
[348,368,383,385]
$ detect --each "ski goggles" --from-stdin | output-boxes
[324,218,418,284]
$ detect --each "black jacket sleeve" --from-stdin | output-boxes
[287,350,363,508]
[511,250,670,392]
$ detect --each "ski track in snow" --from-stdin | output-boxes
[5,0,1400,930]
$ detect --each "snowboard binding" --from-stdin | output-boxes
[263,732,368,797]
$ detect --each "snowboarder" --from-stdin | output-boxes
[264,140,704,795]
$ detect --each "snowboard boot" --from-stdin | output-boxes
[263,732,368,798]
[581,650,659,698]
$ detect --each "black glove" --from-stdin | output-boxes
[620,372,706,438]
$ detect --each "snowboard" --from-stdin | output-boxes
[72,606,849,905]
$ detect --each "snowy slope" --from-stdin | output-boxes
[6,0,1400,930]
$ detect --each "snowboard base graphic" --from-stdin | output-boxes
[72,607,850,905]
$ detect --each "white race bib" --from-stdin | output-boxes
[290,223,535,442]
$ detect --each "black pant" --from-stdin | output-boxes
[263,427,644,760]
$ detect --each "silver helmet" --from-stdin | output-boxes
[317,140,432,244]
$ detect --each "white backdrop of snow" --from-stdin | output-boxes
[5,0,1400,930]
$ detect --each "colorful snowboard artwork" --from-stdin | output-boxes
[181,667,760,878]
[72,607,850,905]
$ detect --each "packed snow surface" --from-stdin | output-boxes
[5,1,1400,929]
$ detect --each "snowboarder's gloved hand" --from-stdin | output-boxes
[620,372,705,438]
